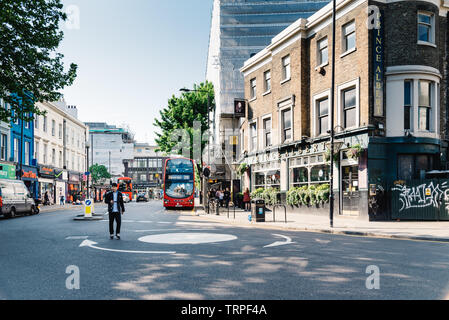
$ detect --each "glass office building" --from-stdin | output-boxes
[206,0,330,150]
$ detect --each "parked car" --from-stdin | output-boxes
[136,193,149,202]
[123,193,131,203]
[0,179,39,218]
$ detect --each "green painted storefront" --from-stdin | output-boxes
[0,163,16,180]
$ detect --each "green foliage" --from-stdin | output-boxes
[287,187,301,206]
[89,164,111,184]
[250,187,279,206]
[315,183,330,203]
[286,184,330,206]
[250,188,265,200]
[153,81,214,168]
[237,163,249,176]
[0,0,78,122]
[263,188,279,206]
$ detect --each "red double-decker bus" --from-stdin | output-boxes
[163,157,195,209]
[117,177,133,201]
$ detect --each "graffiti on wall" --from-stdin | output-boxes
[392,182,449,212]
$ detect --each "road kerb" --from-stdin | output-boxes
[193,211,449,243]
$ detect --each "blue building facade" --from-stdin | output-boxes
[10,109,38,198]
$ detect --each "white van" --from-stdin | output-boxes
[0,179,38,218]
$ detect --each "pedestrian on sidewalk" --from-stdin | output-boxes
[60,195,65,206]
[44,191,50,206]
[104,183,126,240]
[217,189,224,207]
[224,188,230,208]
[243,188,251,211]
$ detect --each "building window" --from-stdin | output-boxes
[51,120,55,136]
[250,122,257,152]
[59,151,62,168]
[35,115,39,130]
[310,165,330,183]
[281,108,292,142]
[404,80,413,130]
[343,87,357,128]
[52,148,56,166]
[250,78,257,99]
[43,144,48,164]
[24,141,30,165]
[291,167,309,187]
[43,116,47,132]
[342,21,356,53]
[14,138,19,163]
[398,154,434,180]
[418,12,434,44]
[254,172,266,188]
[35,141,39,163]
[282,55,291,81]
[418,80,432,131]
[264,70,271,93]
[318,37,328,65]
[263,117,272,147]
[1,134,7,161]
[59,124,62,139]
[317,97,329,135]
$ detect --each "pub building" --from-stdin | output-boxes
[239,0,449,220]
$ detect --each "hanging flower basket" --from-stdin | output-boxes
[237,163,249,176]
[324,149,340,163]
[346,144,363,160]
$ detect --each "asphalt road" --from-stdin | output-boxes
[1,200,449,300]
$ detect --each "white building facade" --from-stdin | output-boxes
[34,100,88,203]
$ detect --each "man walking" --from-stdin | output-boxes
[104,183,125,240]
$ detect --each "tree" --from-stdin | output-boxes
[0,0,78,122]
[153,81,214,167]
[89,164,111,184]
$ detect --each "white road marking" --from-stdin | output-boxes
[133,228,212,232]
[264,234,295,248]
[138,233,237,245]
[79,240,176,254]
[66,236,89,240]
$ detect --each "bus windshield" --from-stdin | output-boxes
[118,180,132,192]
[165,159,194,199]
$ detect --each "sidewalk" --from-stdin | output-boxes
[193,200,449,242]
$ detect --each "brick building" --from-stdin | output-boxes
[239,0,449,220]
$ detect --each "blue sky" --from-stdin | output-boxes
[59,0,213,144]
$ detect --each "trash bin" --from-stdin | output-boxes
[251,199,265,222]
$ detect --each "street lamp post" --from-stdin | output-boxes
[86,140,90,199]
[330,0,337,228]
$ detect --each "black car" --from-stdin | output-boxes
[136,193,149,202]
